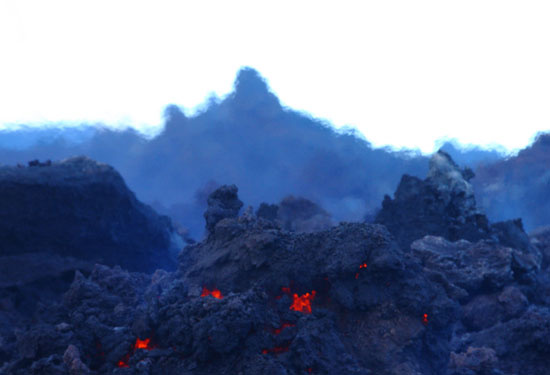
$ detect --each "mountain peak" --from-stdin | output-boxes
[230,67,281,113]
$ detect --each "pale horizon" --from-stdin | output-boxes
[1,0,549,154]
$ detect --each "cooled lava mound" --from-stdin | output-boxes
[1,153,550,374]
[0,156,180,272]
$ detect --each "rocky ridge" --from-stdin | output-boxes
[0,156,183,354]
[1,153,549,374]
[0,156,181,271]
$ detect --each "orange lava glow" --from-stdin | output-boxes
[134,338,152,350]
[262,346,290,354]
[117,337,156,368]
[422,313,429,325]
[273,322,296,335]
[290,291,316,314]
[117,353,130,368]
[276,286,292,300]
[201,287,224,299]
[355,263,367,279]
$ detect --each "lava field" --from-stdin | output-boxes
[1,151,549,375]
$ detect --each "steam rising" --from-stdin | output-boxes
[0,67,546,236]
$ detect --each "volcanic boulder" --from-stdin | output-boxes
[256,195,333,233]
[0,156,180,272]
[375,150,491,250]
[0,156,182,342]
[374,150,544,259]
[203,184,243,234]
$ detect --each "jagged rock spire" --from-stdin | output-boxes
[204,184,243,233]
[375,150,490,249]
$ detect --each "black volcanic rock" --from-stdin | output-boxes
[203,184,243,234]
[452,306,550,374]
[0,156,180,272]
[256,195,333,233]
[3,185,550,375]
[530,225,550,269]
[375,150,491,250]
[374,150,542,259]
[0,157,183,357]
[255,202,279,221]
[411,236,516,298]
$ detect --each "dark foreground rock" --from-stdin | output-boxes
[2,184,549,375]
[0,156,181,272]
[0,157,183,345]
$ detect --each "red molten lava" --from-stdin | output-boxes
[272,346,289,354]
[134,338,152,350]
[290,291,316,314]
[117,353,130,368]
[262,346,290,354]
[273,322,296,335]
[116,337,156,368]
[422,313,429,325]
[276,286,292,300]
[201,287,224,299]
[355,263,368,279]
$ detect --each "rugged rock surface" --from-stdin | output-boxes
[530,226,550,269]
[0,157,183,345]
[0,156,180,272]
[203,184,243,234]
[2,182,550,374]
[374,150,545,261]
[256,195,332,233]
[375,150,491,250]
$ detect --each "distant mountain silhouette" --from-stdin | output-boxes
[0,67,527,238]
[473,133,550,230]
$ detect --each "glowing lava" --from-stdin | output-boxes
[355,263,368,279]
[422,313,429,325]
[201,287,224,299]
[262,345,290,354]
[272,322,296,335]
[134,338,152,350]
[290,291,316,314]
[117,353,130,368]
[276,286,292,300]
[116,337,156,368]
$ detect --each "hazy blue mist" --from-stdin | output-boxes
[3,67,541,238]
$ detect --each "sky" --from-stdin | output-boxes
[1,0,549,153]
